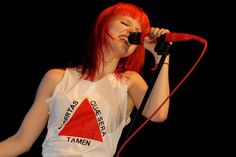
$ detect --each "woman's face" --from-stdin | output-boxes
[107,16,142,58]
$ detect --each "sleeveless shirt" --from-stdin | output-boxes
[42,68,130,157]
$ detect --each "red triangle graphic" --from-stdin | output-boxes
[59,98,103,142]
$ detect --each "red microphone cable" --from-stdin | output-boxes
[116,34,208,157]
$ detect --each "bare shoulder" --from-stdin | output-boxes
[124,71,148,110]
[124,70,145,79]
[44,68,65,82]
[38,68,66,95]
[124,71,146,88]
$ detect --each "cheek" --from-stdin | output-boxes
[129,45,138,53]
[108,22,120,36]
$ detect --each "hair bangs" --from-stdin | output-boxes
[112,3,150,35]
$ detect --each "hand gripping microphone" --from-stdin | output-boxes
[128,32,207,55]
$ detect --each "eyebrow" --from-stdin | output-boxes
[120,17,142,32]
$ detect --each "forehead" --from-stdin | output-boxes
[114,16,142,30]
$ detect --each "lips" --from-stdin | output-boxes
[119,35,130,47]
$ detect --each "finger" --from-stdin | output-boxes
[152,27,161,38]
[159,28,170,35]
[150,27,155,39]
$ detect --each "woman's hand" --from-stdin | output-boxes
[144,27,170,63]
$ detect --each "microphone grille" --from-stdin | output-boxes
[128,32,142,45]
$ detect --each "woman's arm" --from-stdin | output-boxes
[0,69,64,156]
[126,61,169,123]
[126,28,170,122]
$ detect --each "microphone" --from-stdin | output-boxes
[128,32,206,45]
[128,32,142,45]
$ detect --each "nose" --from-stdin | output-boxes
[128,26,136,32]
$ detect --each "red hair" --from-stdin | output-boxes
[81,2,150,80]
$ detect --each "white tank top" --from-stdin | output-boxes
[42,68,130,157]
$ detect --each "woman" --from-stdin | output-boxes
[0,2,170,157]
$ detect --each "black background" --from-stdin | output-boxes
[0,0,233,156]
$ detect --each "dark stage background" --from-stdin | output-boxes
[1,0,232,156]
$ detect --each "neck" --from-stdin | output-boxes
[95,57,119,81]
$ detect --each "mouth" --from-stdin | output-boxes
[119,35,130,48]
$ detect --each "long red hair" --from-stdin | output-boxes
[81,2,150,80]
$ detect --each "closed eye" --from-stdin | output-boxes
[121,21,129,26]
